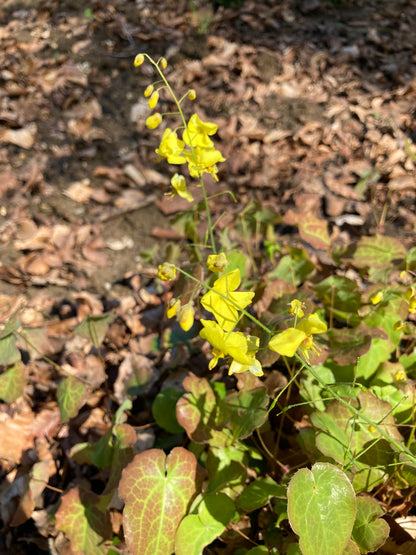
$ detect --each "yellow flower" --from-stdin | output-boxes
[148,91,159,109]
[170,174,194,202]
[155,129,186,164]
[183,146,225,182]
[183,114,218,149]
[408,295,416,314]
[146,113,162,129]
[200,320,261,375]
[288,299,304,318]
[134,53,145,67]
[269,313,327,359]
[200,269,254,331]
[167,298,181,318]
[187,89,196,100]
[157,263,176,281]
[370,291,383,305]
[179,304,194,331]
[144,84,154,98]
[159,57,167,69]
[207,252,229,272]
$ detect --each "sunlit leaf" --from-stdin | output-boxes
[351,496,389,553]
[119,447,199,555]
[0,317,21,365]
[223,386,268,439]
[55,485,111,555]
[0,361,25,403]
[287,462,356,555]
[175,492,236,555]
[57,376,87,423]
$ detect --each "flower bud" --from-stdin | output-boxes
[288,299,304,318]
[408,295,416,314]
[370,291,383,305]
[144,84,154,98]
[146,113,162,129]
[159,57,167,69]
[207,253,228,272]
[187,89,196,100]
[134,53,145,67]
[157,263,176,281]
[179,304,194,332]
[167,298,181,318]
[148,91,159,109]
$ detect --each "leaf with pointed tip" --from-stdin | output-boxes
[287,462,356,555]
[55,485,111,555]
[73,313,115,348]
[237,476,286,512]
[119,447,199,555]
[298,213,330,250]
[351,497,389,553]
[0,361,26,403]
[175,492,236,555]
[57,376,87,423]
[224,387,268,440]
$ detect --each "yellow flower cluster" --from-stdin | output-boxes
[199,256,263,377]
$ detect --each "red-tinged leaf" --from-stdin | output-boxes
[0,361,26,403]
[119,447,199,555]
[298,213,330,250]
[57,376,87,423]
[55,485,111,555]
[352,235,406,269]
[176,376,217,443]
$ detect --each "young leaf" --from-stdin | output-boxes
[175,492,236,555]
[287,462,356,555]
[119,447,199,555]
[351,497,389,553]
[57,376,87,423]
[0,361,25,403]
[55,485,111,555]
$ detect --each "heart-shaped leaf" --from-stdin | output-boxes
[55,485,111,555]
[287,462,356,555]
[119,447,199,555]
[236,476,286,512]
[352,236,406,269]
[175,492,235,555]
[351,496,389,553]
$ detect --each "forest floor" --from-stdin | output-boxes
[0,0,416,552]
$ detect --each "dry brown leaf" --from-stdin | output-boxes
[0,124,37,149]
[64,180,94,203]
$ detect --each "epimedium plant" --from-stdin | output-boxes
[0,52,416,554]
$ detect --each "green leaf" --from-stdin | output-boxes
[356,337,394,380]
[287,462,356,555]
[0,317,21,365]
[73,313,115,348]
[55,485,111,555]
[206,446,247,498]
[119,447,199,555]
[152,387,185,434]
[314,275,361,316]
[0,361,25,403]
[57,376,87,423]
[352,236,406,270]
[236,476,286,512]
[351,497,389,553]
[175,492,236,555]
[224,386,269,440]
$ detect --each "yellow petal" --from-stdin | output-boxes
[297,313,327,335]
[268,328,307,357]
[179,304,194,331]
